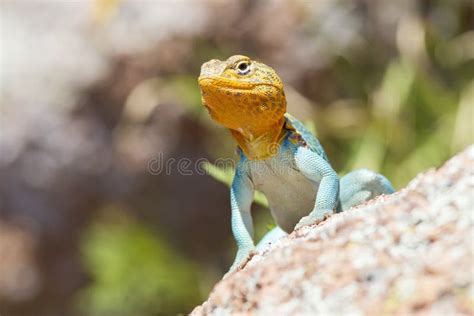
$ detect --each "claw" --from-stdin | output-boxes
[294,210,332,230]
[223,249,255,279]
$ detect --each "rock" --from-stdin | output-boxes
[192,145,474,315]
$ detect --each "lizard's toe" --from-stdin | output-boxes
[294,211,331,230]
[223,248,255,279]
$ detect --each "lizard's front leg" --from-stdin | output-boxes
[294,147,339,230]
[225,166,255,278]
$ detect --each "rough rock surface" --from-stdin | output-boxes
[192,146,474,315]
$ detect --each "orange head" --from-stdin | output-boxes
[198,55,287,159]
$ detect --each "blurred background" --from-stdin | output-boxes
[0,0,472,315]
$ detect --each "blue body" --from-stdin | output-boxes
[227,114,394,275]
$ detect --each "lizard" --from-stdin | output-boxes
[198,55,395,277]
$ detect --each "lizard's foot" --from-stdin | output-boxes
[340,169,395,210]
[223,248,256,279]
[294,210,332,230]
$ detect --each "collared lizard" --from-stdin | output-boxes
[198,55,395,276]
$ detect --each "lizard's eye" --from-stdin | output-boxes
[236,61,251,75]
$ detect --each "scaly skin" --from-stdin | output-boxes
[199,55,287,160]
[198,55,395,277]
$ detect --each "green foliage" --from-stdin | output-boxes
[343,56,472,187]
[76,208,201,316]
[164,75,203,114]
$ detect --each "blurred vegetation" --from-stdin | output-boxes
[2,1,472,316]
[76,207,201,315]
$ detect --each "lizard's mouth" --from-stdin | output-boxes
[198,76,279,91]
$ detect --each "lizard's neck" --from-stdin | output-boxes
[229,117,286,160]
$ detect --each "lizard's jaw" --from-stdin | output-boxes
[199,80,286,129]
[199,73,287,160]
